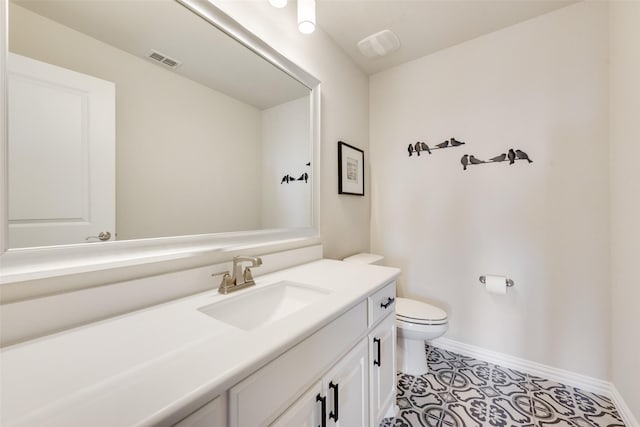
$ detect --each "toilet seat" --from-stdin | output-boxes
[396,297,447,325]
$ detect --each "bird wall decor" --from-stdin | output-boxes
[281,172,310,184]
[460,148,533,171]
[407,137,465,157]
[280,163,311,184]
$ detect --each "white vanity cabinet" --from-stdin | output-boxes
[273,339,369,427]
[189,280,396,427]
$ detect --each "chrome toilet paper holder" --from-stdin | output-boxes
[479,275,515,287]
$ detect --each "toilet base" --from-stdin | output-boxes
[397,337,429,376]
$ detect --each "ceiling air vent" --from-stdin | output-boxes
[146,50,182,69]
[357,30,401,59]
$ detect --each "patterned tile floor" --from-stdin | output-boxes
[380,345,624,427]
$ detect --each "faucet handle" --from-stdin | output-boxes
[216,271,235,294]
[243,267,255,284]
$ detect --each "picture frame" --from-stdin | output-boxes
[338,141,365,196]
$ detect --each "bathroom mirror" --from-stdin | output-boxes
[4,0,318,250]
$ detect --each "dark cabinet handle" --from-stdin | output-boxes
[373,337,381,366]
[381,297,395,309]
[316,393,326,427]
[329,381,339,422]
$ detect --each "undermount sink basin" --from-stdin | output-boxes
[198,281,331,331]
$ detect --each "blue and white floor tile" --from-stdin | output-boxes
[380,345,624,427]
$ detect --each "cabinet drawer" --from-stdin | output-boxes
[368,281,396,327]
[228,301,367,427]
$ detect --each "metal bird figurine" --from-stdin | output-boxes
[414,142,422,156]
[469,155,485,164]
[515,149,533,163]
[306,162,311,166]
[489,153,507,162]
[281,174,290,184]
[420,142,432,154]
[450,138,466,147]
[297,172,309,183]
[435,140,449,149]
[408,144,415,157]
[461,155,469,171]
[508,149,516,165]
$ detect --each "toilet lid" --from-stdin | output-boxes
[396,297,447,324]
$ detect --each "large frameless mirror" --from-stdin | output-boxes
[5,0,318,250]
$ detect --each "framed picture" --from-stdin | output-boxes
[338,141,365,196]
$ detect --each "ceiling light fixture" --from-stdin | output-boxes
[268,0,287,8]
[297,0,316,34]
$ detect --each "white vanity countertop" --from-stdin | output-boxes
[0,259,400,427]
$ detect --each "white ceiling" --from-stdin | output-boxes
[13,0,579,100]
[317,0,578,75]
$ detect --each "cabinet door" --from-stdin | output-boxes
[369,313,396,426]
[324,339,369,427]
[271,382,322,427]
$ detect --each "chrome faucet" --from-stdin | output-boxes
[218,255,263,294]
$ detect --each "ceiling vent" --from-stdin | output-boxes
[357,30,401,59]
[146,50,182,69]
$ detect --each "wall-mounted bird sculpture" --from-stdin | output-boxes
[281,174,291,184]
[462,148,534,171]
[297,172,309,183]
[407,137,464,157]
[461,155,469,170]
[414,142,423,156]
[515,149,533,163]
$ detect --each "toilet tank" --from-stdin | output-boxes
[342,253,384,265]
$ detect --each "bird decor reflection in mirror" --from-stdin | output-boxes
[338,141,365,196]
[461,148,533,171]
[407,137,465,157]
[281,163,310,184]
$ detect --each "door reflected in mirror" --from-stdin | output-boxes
[7,0,313,249]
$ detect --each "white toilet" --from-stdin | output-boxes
[343,253,449,375]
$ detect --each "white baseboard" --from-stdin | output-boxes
[431,337,610,396]
[611,384,640,427]
[431,337,640,426]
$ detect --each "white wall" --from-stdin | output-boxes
[261,97,311,228]
[214,0,370,260]
[370,2,610,379]
[610,0,640,421]
[9,3,263,241]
